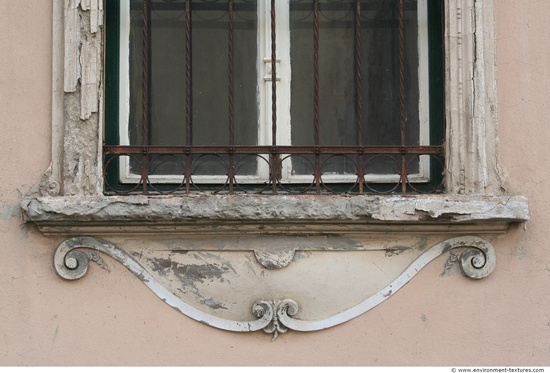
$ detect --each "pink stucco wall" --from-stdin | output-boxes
[0,0,548,366]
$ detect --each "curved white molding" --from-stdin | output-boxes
[54,235,496,339]
[55,236,274,333]
[276,236,495,332]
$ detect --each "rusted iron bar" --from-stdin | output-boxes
[270,0,278,194]
[131,2,411,12]
[185,0,192,193]
[141,0,151,193]
[313,0,320,193]
[355,0,364,194]
[228,0,235,193]
[398,0,407,194]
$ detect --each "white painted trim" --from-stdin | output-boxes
[119,0,132,184]
[444,0,504,194]
[50,0,64,195]
[417,0,431,180]
[119,1,130,146]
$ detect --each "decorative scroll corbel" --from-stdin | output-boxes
[53,235,497,339]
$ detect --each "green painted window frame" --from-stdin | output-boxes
[104,0,444,194]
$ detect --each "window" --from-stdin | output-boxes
[104,0,444,194]
[21,0,530,337]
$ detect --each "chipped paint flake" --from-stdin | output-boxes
[22,195,529,235]
[80,36,101,119]
[64,0,80,92]
[254,248,296,269]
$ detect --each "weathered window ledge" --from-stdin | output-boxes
[22,194,529,236]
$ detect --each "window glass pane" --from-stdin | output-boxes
[128,0,258,176]
[290,0,356,148]
[192,1,258,147]
[289,0,421,176]
[361,0,419,148]
[122,0,427,183]
[233,0,258,147]
[289,0,356,176]
[128,1,146,148]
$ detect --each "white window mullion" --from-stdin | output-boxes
[417,0,431,182]
[118,0,132,183]
[259,0,292,181]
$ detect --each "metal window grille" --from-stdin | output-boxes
[104,0,444,195]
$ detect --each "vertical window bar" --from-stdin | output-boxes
[228,0,235,194]
[185,0,192,193]
[270,0,278,194]
[355,0,364,194]
[398,0,407,194]
[141,0,151,193]
[313,0,321,194]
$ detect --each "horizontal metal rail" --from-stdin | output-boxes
[105,145,444,156]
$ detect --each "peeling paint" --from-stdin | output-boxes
[201,298,227,310]
[57,1,104,195]
[385,246,410,258]
[512,241,528,259]
[13,0,539,345]
[0,204,21,220]
[45,0,519,204]
[254,248,296,269]
[171,248,189,254]
[22,195,529,234]
[149,256,232,298]
[292,251,312,261]
[385,236,427,257]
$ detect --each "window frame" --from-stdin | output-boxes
[103,0,445,195]
[27,0,528,229]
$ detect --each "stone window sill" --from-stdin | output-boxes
[22,194,529,236]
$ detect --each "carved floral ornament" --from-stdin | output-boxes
[20,0,530,340]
